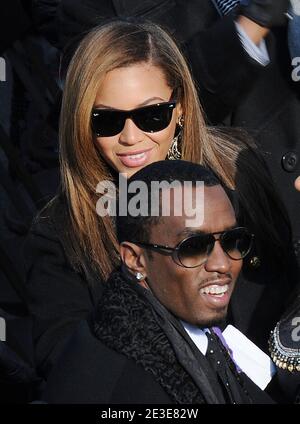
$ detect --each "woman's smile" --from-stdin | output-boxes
[116,147,154,168]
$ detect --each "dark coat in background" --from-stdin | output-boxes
[0,0,31,54]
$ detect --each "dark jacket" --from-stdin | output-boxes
[43,320,275,404]
[42,271,273,404]
[24,198,104,378]
[0,0,31,53]
[43,320,172,404]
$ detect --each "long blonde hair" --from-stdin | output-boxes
[58,20,255,281]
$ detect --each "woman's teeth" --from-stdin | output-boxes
[118,149,153,168]
[126,152,146,160]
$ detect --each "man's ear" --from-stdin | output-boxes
[119,242,148,279]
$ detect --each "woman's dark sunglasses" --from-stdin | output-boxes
[131,227,254,268]
[91,101,176,137]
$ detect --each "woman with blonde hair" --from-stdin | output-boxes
[24,19,297,379]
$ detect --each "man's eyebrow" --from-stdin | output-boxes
[93,97,167,109]
[177,224,238,237]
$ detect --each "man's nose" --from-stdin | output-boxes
[204,240,231,273]
[119,118,144,145]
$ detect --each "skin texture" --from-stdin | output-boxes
[295,176,300,191]
[237,15,269,45]
[120,185,243,327]
[94,63,182,178]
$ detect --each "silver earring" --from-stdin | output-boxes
[178,115,184,128]
[136,272,144,281]
[167,115,183,160]
[167,135,181,160]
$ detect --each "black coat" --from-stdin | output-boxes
[43,320,172,404]
[24,199,104,378]
[0,0,31,53]
[43,319,275,404]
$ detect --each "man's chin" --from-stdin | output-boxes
[201,317,227,329]
[196,310,227,328]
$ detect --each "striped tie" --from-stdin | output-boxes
[214,0,240,16]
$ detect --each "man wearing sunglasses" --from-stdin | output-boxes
[42,160,274,404]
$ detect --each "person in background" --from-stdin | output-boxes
[288,0,300,60]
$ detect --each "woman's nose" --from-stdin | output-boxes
[119,118,144,146]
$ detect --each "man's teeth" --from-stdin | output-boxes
[127,152,146,160]
[200,284,229,296]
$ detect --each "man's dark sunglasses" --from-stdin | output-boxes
[91,101,177,137]
[131,227,254,268]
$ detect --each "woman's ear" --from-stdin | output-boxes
[119,242,147,280]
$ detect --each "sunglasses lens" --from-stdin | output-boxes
[177,228,252,267]
[91,110,125,137]
[221,228,253,260]
[178,234,213,267]
[91,102,176,137]
[134,103,175,133]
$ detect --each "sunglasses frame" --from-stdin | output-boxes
[91,101,177,137]
[131,227,254,268]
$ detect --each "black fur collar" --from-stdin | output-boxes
[93,270,206,404]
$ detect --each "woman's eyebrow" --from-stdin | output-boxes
[93,97,168,109]
[138,97,168,106]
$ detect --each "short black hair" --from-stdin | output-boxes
[116,160,223,244]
